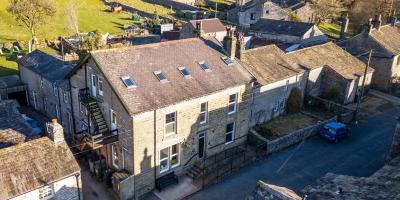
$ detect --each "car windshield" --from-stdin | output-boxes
[323,126,336,134]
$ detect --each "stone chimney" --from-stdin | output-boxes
[224,26,237,59]
[196,21,204,37]
[387,116,400,162]
[373,14,382,30]
[47,118,65,145]
[364,18,374,36]
[237,32,246,60]
[340,13,349,40]
[390,9,398,26]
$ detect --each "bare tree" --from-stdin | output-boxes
[311,0,347,24]
[66,0,79,35]
[7,0,56,38]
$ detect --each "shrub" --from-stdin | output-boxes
[286,87,303,113]
[322,85,340,102]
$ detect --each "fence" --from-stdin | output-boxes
[306,96,355,123]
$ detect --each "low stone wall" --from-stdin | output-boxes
[250,117,337,155]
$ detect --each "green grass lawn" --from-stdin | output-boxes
[0,0,174,77]
[318,23,342,39]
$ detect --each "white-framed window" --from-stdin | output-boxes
[112,144,119,169]
[55,105,60,119]
[225,122,235,144]
[32,90,38,109]
[79,102,85,114]
[53,85,58,96]
[63,91,68,103]
[165,112,176,135]
[98,77,104,96]
[228,93,238,114]
[159,143,181,173]
[200,102,208,124]
[39,185,54,200]
[111,109,117,132]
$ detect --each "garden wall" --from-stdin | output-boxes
[249,116,337,155]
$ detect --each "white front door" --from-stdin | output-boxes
[91,74,97,97]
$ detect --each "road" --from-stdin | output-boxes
[187,108,398,200]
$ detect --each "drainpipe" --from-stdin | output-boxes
[153,110,157,192]
[69,80,77,143]
[75,173,81,200]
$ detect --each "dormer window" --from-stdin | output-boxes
[121,76,136,89]
[222,56,234,66]
[178,67,192,78]
[154,71,168,83]
[198,61,211,72]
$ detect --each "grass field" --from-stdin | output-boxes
[0,0,174,76]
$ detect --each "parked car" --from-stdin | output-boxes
[319,121,350,143]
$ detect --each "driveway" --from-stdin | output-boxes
[187,108,398,200]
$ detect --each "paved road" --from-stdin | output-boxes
[187,108,398,200]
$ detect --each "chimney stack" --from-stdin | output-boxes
[224,26,237,59]
[237,32,246,60]
[373,14,382,30]
[391,9,398,26]
[340,13,349,40]
[196,21,204,37]
[47,118,65,145]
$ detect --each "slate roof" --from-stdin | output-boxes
[189,18,226,34]
[80,38,251,115]
[0,137,80,199]
[17,50,74,85]
[0,75,24,89]
[240,45,303,85]
[249,19,314,37]
[0,100,36,148]
[286,42,374,79]
[369,24,400,55]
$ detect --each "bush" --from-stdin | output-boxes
[286,87,303,113]
[322,85,340,102]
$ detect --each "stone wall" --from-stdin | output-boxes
[387,117,400,161]
[250,116,337,155]
[247,180,301,200]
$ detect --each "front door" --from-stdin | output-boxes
[199,132,205,159]
[91,74,97,97]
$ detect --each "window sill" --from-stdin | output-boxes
[171,163,180,169]
[199,121,207,125]
[225,141,234,145]
[164,132,177,137]
[228,111,236,115]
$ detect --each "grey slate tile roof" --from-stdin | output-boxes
[89,38,252,115]
[0,137,80,199]
[17,50,74,86]
[0,100,36,148]
[369,24,400,55]
[0,75,24,89]
[249,19,314,37]
[240,45,303,85]
[286,42,374,79]
[189,18,226,33]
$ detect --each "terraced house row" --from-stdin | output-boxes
[17,28,375,199]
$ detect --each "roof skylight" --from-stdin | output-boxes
[154,70,168,83]
[222,56,234,66]
[198,61,211,72]
[178,67,192,78]
[121,76,136,89]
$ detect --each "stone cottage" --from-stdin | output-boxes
[180,18,227,42]
[246,18,328,47]
[0,113,81,200]
[228,0,315,26]
[18,50,76,139]
[338,17,400,92]
[67,38,253,198]
[287,42,374,104]
[238,44,306,125]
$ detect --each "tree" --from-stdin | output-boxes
[7,0,56,38]
[311,0,346,24]
[286,87,303,114]
[81,30,103,51]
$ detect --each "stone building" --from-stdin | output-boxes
[0,118,81,200]
[67,38,253,199]
[228,0,315,26]
[287,42,374,104]
[238,44,306,125]
[180,18,227,42]
[246,18,328,48]
[18,50,76,139]
[338,18,400,92]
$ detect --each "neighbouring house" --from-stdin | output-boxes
[227,0,315,26]
[238,44,306,125]
[180,18,227,42]
[287,42,374,104]
[246,18,328,48]
[0,119,81,200]
[67,38,253,199]
[0,75,28,106]
[0,100,38,148]
[338,17,400,92]
[18,50,76,139]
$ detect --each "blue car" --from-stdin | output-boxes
[319,121,350,143]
